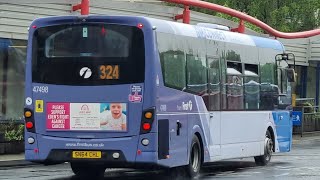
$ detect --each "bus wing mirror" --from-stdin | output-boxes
[287,68,296,83]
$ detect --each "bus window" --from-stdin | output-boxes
[207,56,220,111]
[158,33,186,91]
[220,56,227,110]
[226,62,243,110]
[260,63,278,110]
[186,54,207,95]
[44,26,129,58]
[277,68,288,94]
[244,64,259,110]
[32,24,145,85]
[160,51,186,90]
[277,68,293,109]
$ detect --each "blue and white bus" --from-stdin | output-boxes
[24,15,294,178]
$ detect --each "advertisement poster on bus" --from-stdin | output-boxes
[47,103,127,131]
[46,103,70,130]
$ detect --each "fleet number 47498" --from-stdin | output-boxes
[33,86,49,93]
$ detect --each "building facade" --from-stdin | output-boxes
[280,36,320,106]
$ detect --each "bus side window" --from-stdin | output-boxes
[260,63,278,110]
[226,62,243,110]
[244,64,259,110]
[277,68,293,109]
[207,57,220,111]
[277,68,288,94]
[160,51,186,91]
[158,33,186,91]
[186,54,207,95]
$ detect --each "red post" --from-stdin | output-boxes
[174,5,190,24]
[183,6,190,24]
[231,19,245,33]
[174,14,183,21]
[81,0,89,15]
[72,0,90,15]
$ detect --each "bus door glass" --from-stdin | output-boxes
[276,60,292,109]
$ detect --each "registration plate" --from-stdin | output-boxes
[72,151,102,159]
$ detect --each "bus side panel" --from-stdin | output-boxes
[156,90,212,167]
[272,111,292,152]
[193,96,211,163]
[156,88,191,167]
[220,111,268,159]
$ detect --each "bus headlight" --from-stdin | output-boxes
[141,138,149,146]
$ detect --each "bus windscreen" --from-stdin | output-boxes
[31,24,145,85]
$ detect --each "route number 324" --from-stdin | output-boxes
[99,65,119,80]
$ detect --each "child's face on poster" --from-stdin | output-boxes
[110,103,122,119]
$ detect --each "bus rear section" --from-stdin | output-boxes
[24,16,158,174]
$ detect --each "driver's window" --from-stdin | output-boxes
[277,68,288,94]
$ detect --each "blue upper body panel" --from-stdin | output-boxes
[144,17,285,51]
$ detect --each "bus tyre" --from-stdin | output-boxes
[186,135,202,178]
[70,162,105,179]
[254,131,273,166]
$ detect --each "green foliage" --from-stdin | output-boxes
[0,121,24,141]
[191,0,320,33]
[5,124,24,141]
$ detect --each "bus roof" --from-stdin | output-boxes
[145,17,284,51]
[31,15,285,51]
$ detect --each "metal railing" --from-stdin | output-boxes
[292,104,320,137]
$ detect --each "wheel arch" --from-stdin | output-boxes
[267,126,275,152]
[194,132,204,164]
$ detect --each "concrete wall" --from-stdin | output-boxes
[0,0,261,40]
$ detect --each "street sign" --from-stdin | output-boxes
[292,111,302,126]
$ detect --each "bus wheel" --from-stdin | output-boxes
[186,135,202,178]
[70,162,105,179]
[254,131,273,166]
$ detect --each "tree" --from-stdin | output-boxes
[195,0,320,33]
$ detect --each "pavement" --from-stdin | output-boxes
[0,132,319,168]
[292,130,320,144]
[0,153,33,167]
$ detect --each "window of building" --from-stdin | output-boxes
[0,38,27,121]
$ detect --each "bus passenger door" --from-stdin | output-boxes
[207,53,222,158]
[275,64,293,152]
[209,112,221,158]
